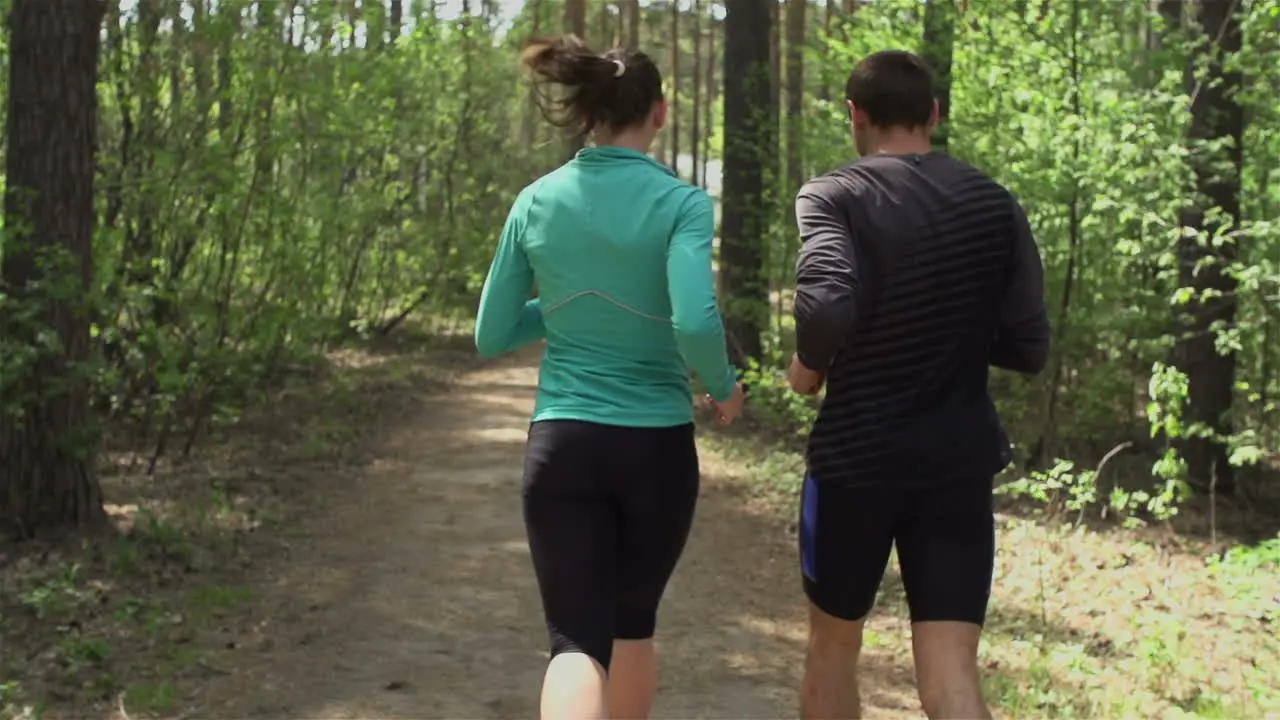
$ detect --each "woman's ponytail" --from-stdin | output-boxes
[521,35,663,137]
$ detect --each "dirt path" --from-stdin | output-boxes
[193,351,920,719]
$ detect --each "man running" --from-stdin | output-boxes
[787,50,1051,719]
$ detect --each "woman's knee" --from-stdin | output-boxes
[551,627,615,671]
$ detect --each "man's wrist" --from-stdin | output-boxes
[794,351,823,373]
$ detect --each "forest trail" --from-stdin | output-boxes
[189,348,921,719]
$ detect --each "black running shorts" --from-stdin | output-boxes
[522,419,699,671]
[798,472,996,625]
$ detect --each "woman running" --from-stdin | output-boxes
[474,34,747,720]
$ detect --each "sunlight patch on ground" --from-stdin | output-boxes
[326,347,394,370]
[497,539,530,554]
[732,614,807,645]
[446,426,528,443]
[464,392,538,412]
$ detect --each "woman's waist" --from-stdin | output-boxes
[538,353,690,392]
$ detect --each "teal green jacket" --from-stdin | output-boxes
[474,146,738,428]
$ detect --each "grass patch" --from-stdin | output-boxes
[186,583,255,618]
[122,680,179,716]
[0,329,473,720]
[697,414,1280,719]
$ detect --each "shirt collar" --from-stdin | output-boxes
[574,145,674,176]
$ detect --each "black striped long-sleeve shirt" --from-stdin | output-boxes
[793,153,1050,488]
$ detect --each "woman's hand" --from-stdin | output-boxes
[708,383,748,425]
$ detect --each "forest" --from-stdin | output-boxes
[1,0,1278,718]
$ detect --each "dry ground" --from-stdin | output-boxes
[182,348,924,719]
[2,338,1276,720]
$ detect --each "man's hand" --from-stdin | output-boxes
[707,382,748,425]
[788,354,825,395]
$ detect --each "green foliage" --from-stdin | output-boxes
[123,680,178,715]
[0,246,95,420]
[0,0,1264,507]
[1,4,564,464]
[739,356,818,438]
[773,0,1280,505]
[994,359,1196,526]
[1206,532,1280,627]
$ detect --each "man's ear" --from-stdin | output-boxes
[849,102,873,129]
[929,98,941,127]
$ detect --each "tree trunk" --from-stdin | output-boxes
[770,0,782,135]
[565,0,588,42]
[0,0,107,539]
[627,0,641,49]
[701,12,716,188]
[389,0,403,42]
[254,0,279,183]
[522,0,543,150]
[217,1,242,136]
[170,0,185,116]
[921,0,956,152]
[192,0,213,120]
[1173,0,1243,495]
[691,0,702,188]
[345,0,363,49]
[670,0,681,174]
[719,0,775,363]
[784,0,806,194]
[564,0,588,159]
[820,0,834,101]
[598,1,610,46]
[1032,0,1083,466]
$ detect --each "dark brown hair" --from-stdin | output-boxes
[521,35,664,136]
[844,50,936,129]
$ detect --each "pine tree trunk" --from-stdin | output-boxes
[564,0,588,159]
[784,0,806,194]
[719,0,776,363]
[0,0,108,540]
[627,0,641,49]
[1173,0,1243,495]
[701,12,716,188]
[921,0,956,151]
[522,0,544,150]
[691,0,702,187]
[670,0,681,174]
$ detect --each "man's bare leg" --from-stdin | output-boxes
[800,602,866,719]
[911,621,990,719]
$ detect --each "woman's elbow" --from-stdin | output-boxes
[474,327,508,359]
[476,343,505,360]
[672,310,724,343]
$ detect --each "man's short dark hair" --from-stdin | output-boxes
[844,50,936,129]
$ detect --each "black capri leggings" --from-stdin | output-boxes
[522,419,700,671]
